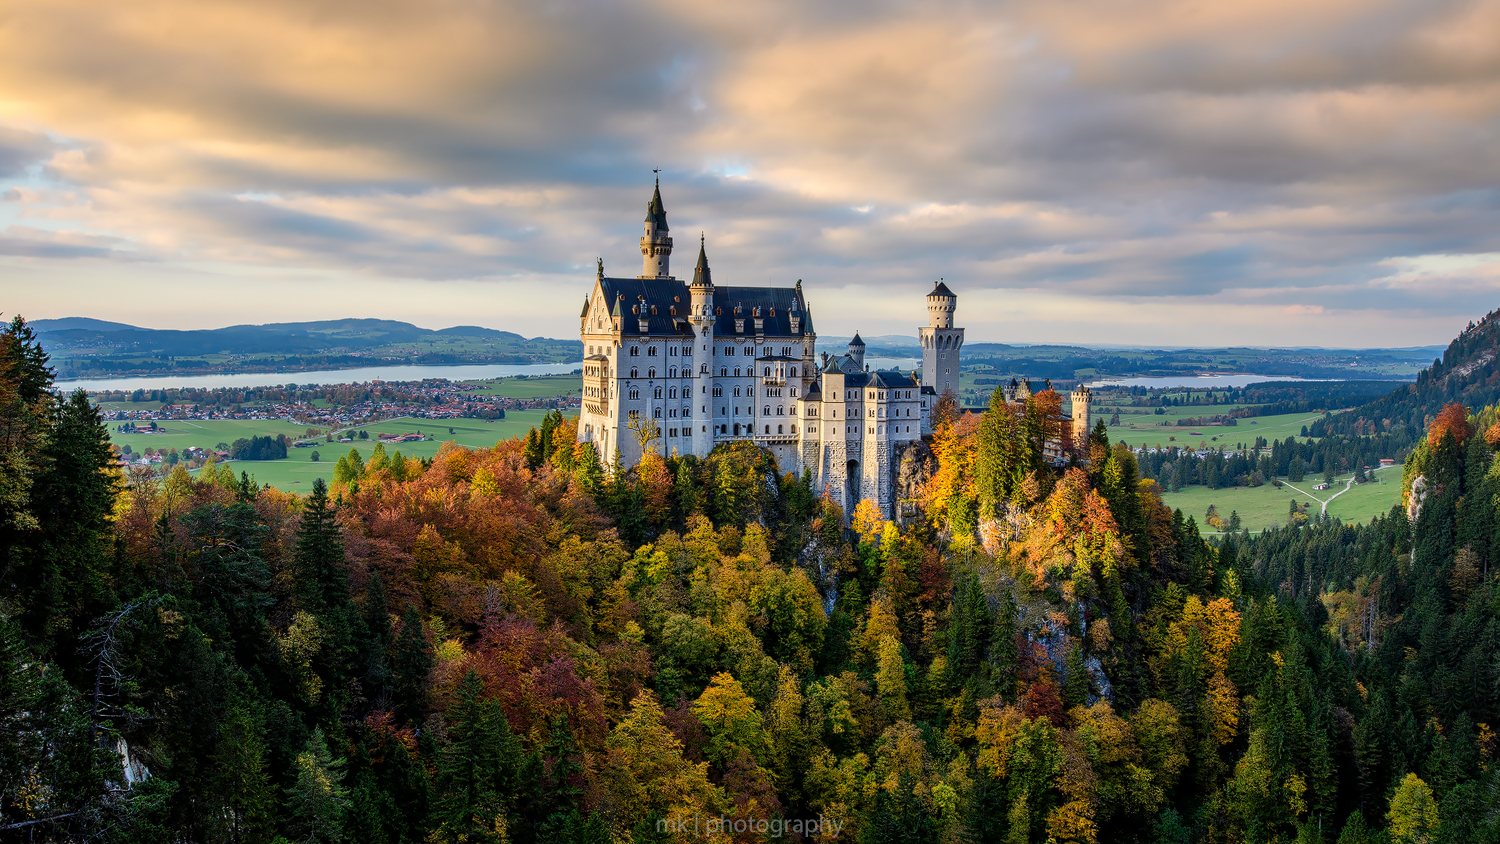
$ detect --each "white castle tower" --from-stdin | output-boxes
[640,179,672,278]
[919,281,963,397]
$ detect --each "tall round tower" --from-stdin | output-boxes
[926,281,956,328]
[1070,385,1093,453]
[640,178,673,278]
[919,281,964,398]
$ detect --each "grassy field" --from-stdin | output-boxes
[111,418,317,455]
[206,410,553,492]
[465,374,580,398]
[1161,466,1402,534]
[1111,410,1326,451]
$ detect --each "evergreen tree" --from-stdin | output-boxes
[391,605,432,726]
[210,694,276,844]
[285,727,350,844]
[433,670,529,843]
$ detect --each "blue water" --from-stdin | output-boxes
[1085,374,1341,389]
[57,357,921,392]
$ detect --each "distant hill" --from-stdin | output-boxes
[32,317,139,333]
[35,317,581,378]
[1313,309,1500,438]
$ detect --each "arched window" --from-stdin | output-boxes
[764,368,771,377]
[777,425,783,434]
[669,387,677,399]
[629,347,639,356]
[764,425,770,434]
[653,407,662,418]
[669,366,677,378]
[763,405,771,415]
[720,368,727,377]
[734,368,741,377]
[648,346,657,356]
[630,368,638,378]
[777,406,784,415]
[790,366,797,376]
[734,387,741,397]
[654,387,662,398]
[648,368,656,378]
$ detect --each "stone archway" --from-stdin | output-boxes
[846,459,860,509]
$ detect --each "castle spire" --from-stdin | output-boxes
[639,177,673,278]
[691,234,712,289]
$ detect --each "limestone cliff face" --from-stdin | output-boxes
[892,440,937,521]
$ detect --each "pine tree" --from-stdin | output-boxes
[211,695,275,844]
[22,388,119,655]
[360,571,392,703]
[433,670,528,843]
[391,605,432,726]
[294,479,348,616]
[285,727,350,844]
[522,428,543,470]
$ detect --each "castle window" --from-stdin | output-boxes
[669,367,677,378]
[724,346,733,356]
[721,407,726,415]
[713,387,722,397]
[790,367,797,376]
[763,405,770,415]
[669,428,677,437]
[648,346,657,356]
[777,406,784,415]
[654,408,662,418]
[628,410,639,419]
[734,368,741,377]
[721,368,727,377]
[648,368,656,378]
[629,388,639,400]
[763,367,771,377]
[748,387,754,397]
[778,425,783,434]
[683,346,691,356]
[630,368,638,378]
[791,387,797,397]
[669,387,677,398]
[629,347,639,356]
[654,387,662,399]
[734,387,741,397]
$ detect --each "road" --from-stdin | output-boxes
[1283,464,1399,515]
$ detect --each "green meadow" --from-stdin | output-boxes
[111,410,553,492]
[1110,410,1327,451]
[1161,465,1402,534]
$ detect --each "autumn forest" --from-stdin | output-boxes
[1,312,1494,844]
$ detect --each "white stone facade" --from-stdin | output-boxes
[576,183,960,517]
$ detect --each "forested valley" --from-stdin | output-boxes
[2,311,1496,844]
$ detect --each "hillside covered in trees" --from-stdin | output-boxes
[1,312,1496,844]
[1316,307,1500,440]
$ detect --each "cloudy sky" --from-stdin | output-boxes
[2,0,1499,347]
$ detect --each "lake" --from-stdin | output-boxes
[58,357,923,392]
[1084,374,1341,389]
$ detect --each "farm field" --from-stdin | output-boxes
[110,418,316,456]
[464,373,580,398]
[1161,465,1402,534]
[208,410,552,492]
[1111,410,1327,451]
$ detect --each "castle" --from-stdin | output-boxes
[577,181,1090,516]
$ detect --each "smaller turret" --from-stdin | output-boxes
[690,234,714,319]
[1070,385,1093,454]
[639,178,673,278]
[926,281,956,329]
[849,332,865,368]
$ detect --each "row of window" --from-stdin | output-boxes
[626,345,693,357]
